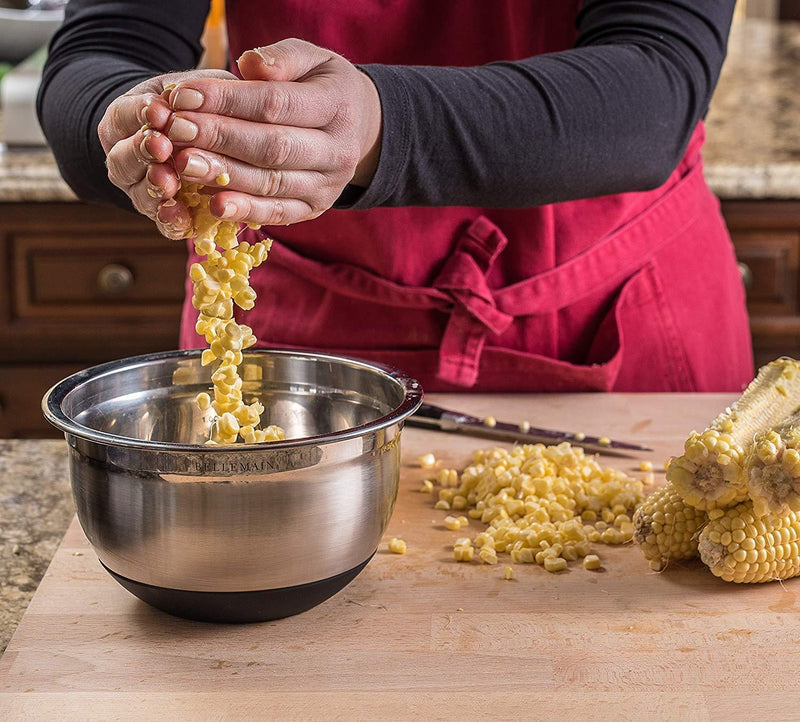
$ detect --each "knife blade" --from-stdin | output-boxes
[406,402,652,456]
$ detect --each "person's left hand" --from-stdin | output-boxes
[163,38,382,226]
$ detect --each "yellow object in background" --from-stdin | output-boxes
[200,0,228,70]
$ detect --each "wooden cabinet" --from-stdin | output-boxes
[0,202,187,437]
[722,200,800,369]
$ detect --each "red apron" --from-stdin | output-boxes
[180,0,754,392]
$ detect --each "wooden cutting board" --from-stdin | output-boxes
[3,392,800,721]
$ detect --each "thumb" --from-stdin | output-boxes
[237,38,336,82]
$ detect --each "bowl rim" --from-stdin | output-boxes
[42,348,423,452]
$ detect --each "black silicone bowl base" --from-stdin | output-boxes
[101,555,374,623]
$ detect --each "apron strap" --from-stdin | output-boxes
[494,162,709,315]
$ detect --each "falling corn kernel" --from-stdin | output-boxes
[574,432,586,441]
[195,392,211,410]
[598,437,611,446]
[583,555,601,570]
[502,566,514,580]
[519,420,531,433]
[215,173,231,186]
[639,460,654,472]
[388,538,407,555]
[483,416,497,428]
[177,182,283,446]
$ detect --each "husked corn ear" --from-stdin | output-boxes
[667,358,800,510]
[698,501,800,583]
[633,481,708,570]
[746,408,800,517]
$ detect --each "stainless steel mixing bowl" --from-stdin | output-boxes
[42,349,422,623]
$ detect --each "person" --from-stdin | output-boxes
[38,0,752,393]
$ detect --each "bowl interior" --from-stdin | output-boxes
[56,351,412,446]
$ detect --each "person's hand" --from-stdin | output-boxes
[164,38,382,227]
[97,70,236,238]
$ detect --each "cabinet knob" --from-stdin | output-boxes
[97,263,134,295]
[738,262,753,290]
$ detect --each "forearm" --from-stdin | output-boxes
[355,0,735,209]
[37,0,209,208]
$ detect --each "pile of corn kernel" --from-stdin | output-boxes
[178,183,285,445]
[424,442,649,572]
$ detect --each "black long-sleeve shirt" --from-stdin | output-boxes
[38,0,736,212]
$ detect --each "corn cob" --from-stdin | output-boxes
[746,408,800,517]
[697,502,800,583]
[667,357,800,510]
[632,481,708,570]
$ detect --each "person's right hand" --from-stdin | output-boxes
[97,70,236,239]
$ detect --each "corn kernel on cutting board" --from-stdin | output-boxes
[4,393,800,721]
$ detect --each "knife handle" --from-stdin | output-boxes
[413,403,448,420]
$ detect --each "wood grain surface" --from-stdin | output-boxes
[3,392,799,721]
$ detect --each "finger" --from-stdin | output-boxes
[169,78,335,128]
[155,198,194,240]
[165,112,339,171]
[173,148,328,199]
[145,162,181,201]
[209,191,320,226]
[237,38,336,82]
[98,94,171,153]
[106,128,173,188]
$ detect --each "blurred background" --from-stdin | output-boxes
[0,0,799,437]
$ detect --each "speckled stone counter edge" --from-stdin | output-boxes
[0,440,74,655]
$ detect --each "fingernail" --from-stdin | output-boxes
[182,154,210,178]
[168,116,198,142]
[172,88,204,111]
[239,48,275,67]
[145,168,164,197]
[220,202,237,219]
[161,198,177,208]
[255,47,276,65]
[139,136,154,162]
[138,99,151,125]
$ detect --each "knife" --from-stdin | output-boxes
[406,402,652,456]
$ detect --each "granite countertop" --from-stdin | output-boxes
[0,441,73,654]
[0,142,75,202]
[0,18,799,202]
[704,18,800,199]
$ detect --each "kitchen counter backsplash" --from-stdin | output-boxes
[1,19,800,203]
